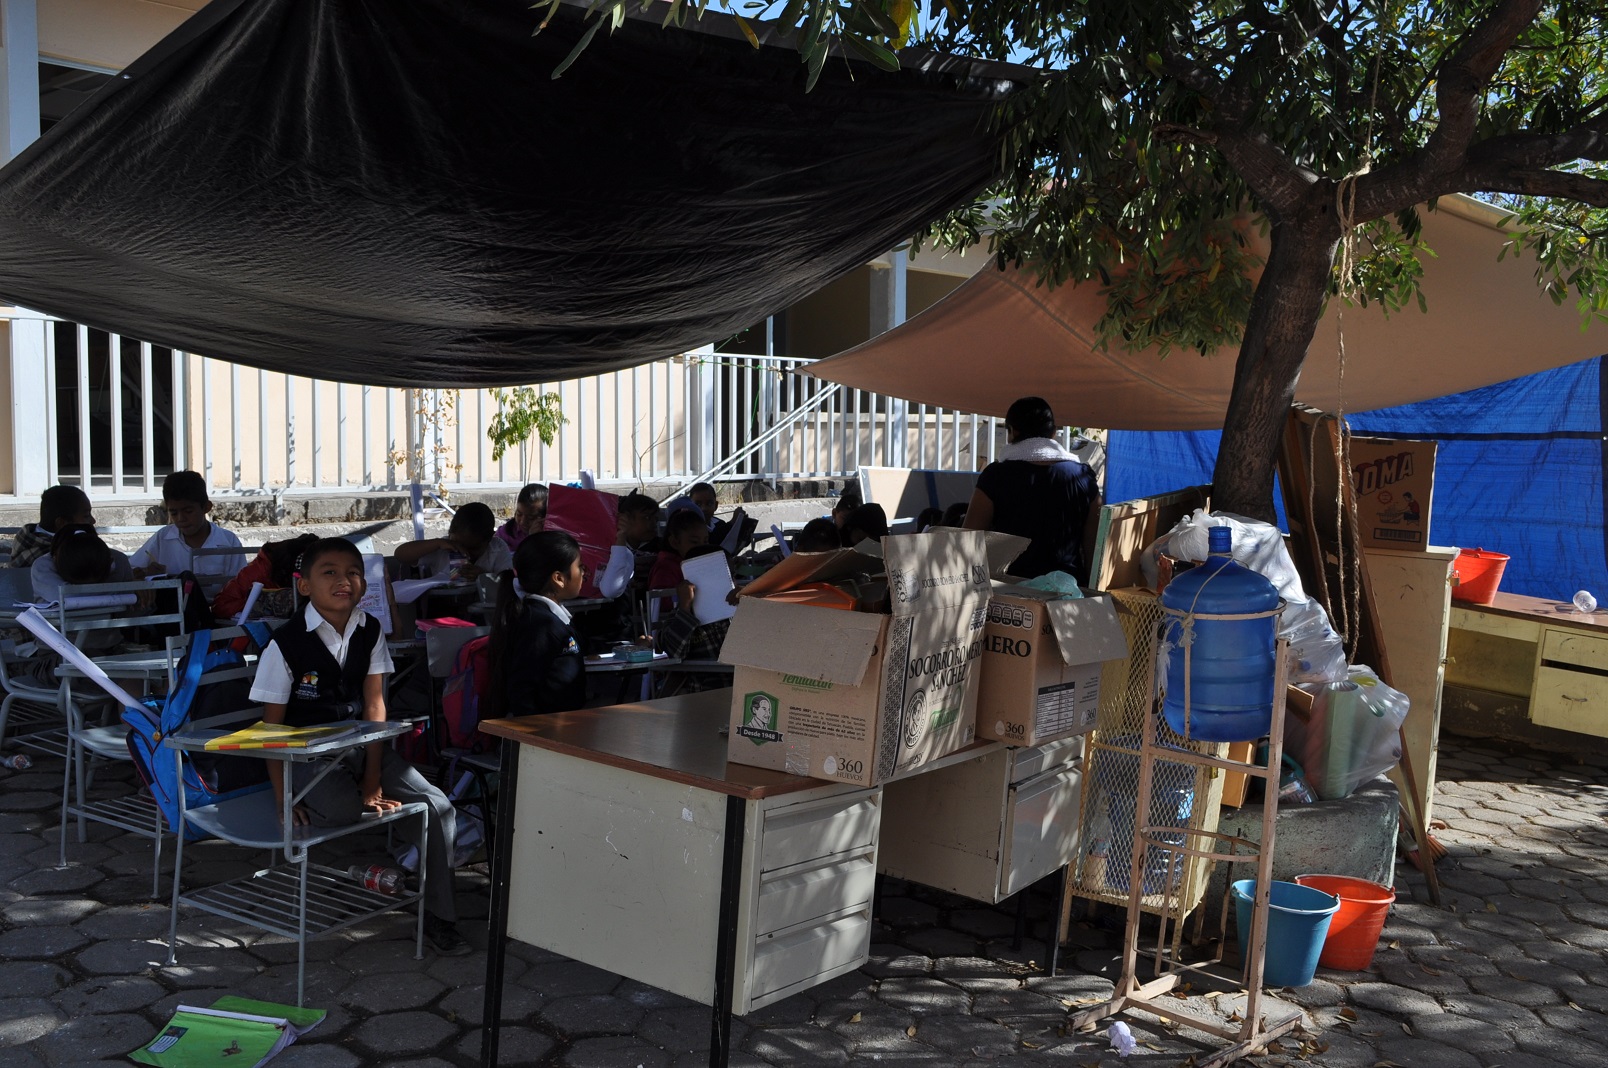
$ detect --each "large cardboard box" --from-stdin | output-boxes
[1349,437,1436,549]
[721,529,992,787]
[975,585,1129,747]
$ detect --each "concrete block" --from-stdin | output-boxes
[1209,775,1399,916]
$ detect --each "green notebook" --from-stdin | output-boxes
[129,996,326,1068]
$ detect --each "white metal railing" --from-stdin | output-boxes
[6,315,1007,498]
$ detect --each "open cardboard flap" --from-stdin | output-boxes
[881,528,992,617]
[721,597,886,684]
[1045,596,1129,666]
[984,532,1032,579]
[736,546,877,599]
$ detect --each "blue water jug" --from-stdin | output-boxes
[1160,525,1281,741]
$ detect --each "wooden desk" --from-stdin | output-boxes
[1448,592,1608,737]
[478,691,882,1068]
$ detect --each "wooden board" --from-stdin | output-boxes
[1088,484,1210,592]
[857,466,979,524]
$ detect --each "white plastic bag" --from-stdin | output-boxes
[1142,509,1347,685]
[1285,665,1409,800]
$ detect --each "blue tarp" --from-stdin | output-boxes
[1106,356,1607,602]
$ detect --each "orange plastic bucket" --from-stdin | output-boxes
[1294,874,1395,970]
[1451,548,1509,606]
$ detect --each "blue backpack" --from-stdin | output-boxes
[123,624,274,840]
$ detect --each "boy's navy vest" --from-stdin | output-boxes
[270,616,381,726]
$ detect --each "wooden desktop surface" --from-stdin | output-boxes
[1453,592,1608,633]
[479,690,830,800]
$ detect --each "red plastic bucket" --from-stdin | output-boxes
[1451,548,1509,606]
[1294,874,1395,971]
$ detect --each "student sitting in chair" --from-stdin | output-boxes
[247,537,467,957]
[9,484,94,569]
[31,523,133,601]
[130,470,246,581]
[211,532,319,621]
[485,531,588,717]
[655,544,733,695]
[395,501,513,581]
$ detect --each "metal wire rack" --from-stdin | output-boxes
[1071,587,1229,917]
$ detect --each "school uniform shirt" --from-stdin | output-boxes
[499,594,586,716]
[418,538,513,579]
[130,522,246,578]
[249,603,394,722]
[30,548,134,600]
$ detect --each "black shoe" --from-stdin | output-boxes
[424,915,472,956]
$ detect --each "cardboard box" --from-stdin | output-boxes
[721,529,993,787]
[975,585,1129,746]
[1349,437,1436,549]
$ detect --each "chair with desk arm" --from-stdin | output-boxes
[0,565,70,755]
[164,717,430,1005]
[53,579,188,891]
[188,544,258,606]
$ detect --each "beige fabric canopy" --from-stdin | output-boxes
[809,196,1608,429]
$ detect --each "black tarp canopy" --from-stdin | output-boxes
[0,0,1019,387]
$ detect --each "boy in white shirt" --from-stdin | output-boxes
[130,470,246,580]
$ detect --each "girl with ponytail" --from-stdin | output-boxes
[485,531,587,716]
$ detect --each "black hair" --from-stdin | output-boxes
[1005,396,1057,441]
[843,503,889,545]
[914,507,944,532]
[298,537,363,576]
[487,531,582,715]
[664,508,708,547]
[834,486,861,514]
[39,484,91,532]
[516,484,549,509]
[450,501,497,541]
[794,518,841,553]
[161,470,210,506]
[942,502,969,527]
[689,482,716,497]
[51,523,112,585]
[262,533,320,588]
[618,490,659,517]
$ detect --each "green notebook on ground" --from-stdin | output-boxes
[129,996,326,1068]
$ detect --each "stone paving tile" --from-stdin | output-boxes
[8,734,1608,1066]
[541,993,647,1037]
[349,1009,456,1056]
[454,1026,559,1064]
[563,1034,673,1068]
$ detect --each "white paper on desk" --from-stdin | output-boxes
[235,581,263,625]
[390,575,450,604]
[681,553,738,625]
[15,607,144,710]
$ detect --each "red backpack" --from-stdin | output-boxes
[441,635,493,751]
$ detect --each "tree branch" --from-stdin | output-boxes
[1467,116,1608,171]
[1452,167,1608,207]
[1422,0,1544,173]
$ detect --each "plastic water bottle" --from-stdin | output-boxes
[1,753,31,771]
[346,864,406,895]
[1108,1020,1136,1057]
[1160,525,1280,741]
[1574,590,1597,614]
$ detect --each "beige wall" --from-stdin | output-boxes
[39,0,205,70]
[184,354,697,491]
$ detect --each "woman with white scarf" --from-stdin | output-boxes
[964,396,1101,584]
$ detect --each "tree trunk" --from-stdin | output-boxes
[1210,214,1341,522]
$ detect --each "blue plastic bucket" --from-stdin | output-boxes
[1231,879,1340,987]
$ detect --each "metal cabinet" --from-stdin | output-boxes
[878,736,1083,904]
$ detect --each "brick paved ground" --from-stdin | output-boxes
[4,735,1607,1066]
